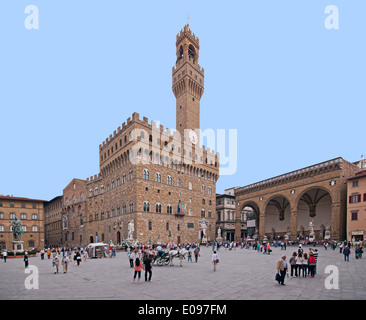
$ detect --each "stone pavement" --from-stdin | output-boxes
[0,245,365,300]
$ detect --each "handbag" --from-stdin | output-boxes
[216,259,219,263]
[275,273,281,281]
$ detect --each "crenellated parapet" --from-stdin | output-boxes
[176,24,199,50]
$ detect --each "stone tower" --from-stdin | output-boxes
[172,24,204,144]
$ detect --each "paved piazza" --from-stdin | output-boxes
[1,245,365,300]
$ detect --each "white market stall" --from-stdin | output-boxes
[87,242,108,258]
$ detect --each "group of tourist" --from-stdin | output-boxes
[276,246,318,285]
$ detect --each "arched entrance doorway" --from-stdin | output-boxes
[117,231,121,244]
[240,202,260,240]
[297,187,332,240]
[264,195,291,240]
[89,236,94,244]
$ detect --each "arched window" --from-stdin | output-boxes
[188,44,196,60]
[129,202,133,213]
[89,189,93,197]
[9,213,16,220]
[155,203,161,213]
[21,213,27,220]
[167,175,172,185]
[189,182,192,190]
[129,170,133,181]
[155,173,161,183]
[201,185,206,194]
[65,198,69,206]
[143,169,149,180]
[122,173,126,184]
[94,187,98,196]
[32,226,38,232]
[143,202,150,212]
[72,195,76,204]
[148,221,152,231]
[80,192,84,202]
[201,209,205,217]
[177,179,181,188]
[208,186,212,195]
[167,205,172,214]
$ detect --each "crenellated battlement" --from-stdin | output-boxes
[176,24,199,49]
[86,173,101,183]
[172,55,204,75]
[99,111,219,165]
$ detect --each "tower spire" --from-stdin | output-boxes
[172,24,204,140]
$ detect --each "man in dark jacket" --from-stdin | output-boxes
[143,255,153,282]
[343,246,350,261]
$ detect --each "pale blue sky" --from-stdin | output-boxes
[0,0,365,201]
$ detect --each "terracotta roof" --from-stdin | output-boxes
[348,170,366,181]
[0,195,46,202]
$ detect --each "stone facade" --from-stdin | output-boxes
[0,195,45,250]
[235,157,359,241]
[216,188,242,241]
[44,195,63,248]
[44,24,220,247]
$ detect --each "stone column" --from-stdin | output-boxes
[235,214,241,242]
[289,210,298,241]
[259,212,265,240]
[331,202,342,240]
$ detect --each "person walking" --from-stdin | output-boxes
[129,250,135,268]
[308,252,316,277]
[343,246,350,261]
[74,251,81,266]
[47,249,51,260]
[143,254,153,282]
[53,255,60,274]
[40,248,45,260]
[289,252,298,278]
[212,250,219,271]
[62,254,69,273]
[267,243,272,254]
[194,247,199,263]
[187,249,192,262]
[2,250,7,263]
[133,257,142,283]
[24,252,29,268]
[276,255,289,285]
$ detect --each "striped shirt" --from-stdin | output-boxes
[312,251,318,262]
